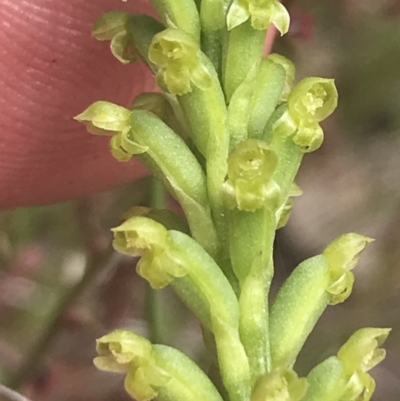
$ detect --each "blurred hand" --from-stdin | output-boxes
[0,0,154,210]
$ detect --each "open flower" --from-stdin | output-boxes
[288,78,338,122]
[75,101,148,162]
[252,368,308,401]
[92,11,139,64]
[273,78,338,152]
[112,216,186,289]
[227,0,290,35]
[149,28,212,95]
[94,330,153,373]
[323,233,373,304]
[74,101,131,135]
[338,328,391,401]
[223,139,280,211]
[94,330,168,401]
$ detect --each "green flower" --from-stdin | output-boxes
[75,101,148,162]
[252,368,308,401]
[323,233,373,305]
[288,78,338,122]
[273,78,338,152]
[112,217,186,289]
[223,139,280,211]
[94,330,168,401]
[338,328,391,401]
[149,28,212,95]
[94,330,153,373]
[227,0,290,35]
[338,328,391,374]
[92,11,139,64]
[74,101,131,135]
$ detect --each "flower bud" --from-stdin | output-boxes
[149,28,213,95]
[323,233,373,305]
[251,368,308,401]
[227,0,290,35]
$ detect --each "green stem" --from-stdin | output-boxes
[7,247,117,389]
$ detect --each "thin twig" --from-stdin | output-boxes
[0,385,33,401]
[6,247,119,389]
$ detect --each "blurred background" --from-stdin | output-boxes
[1,0,400,400]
